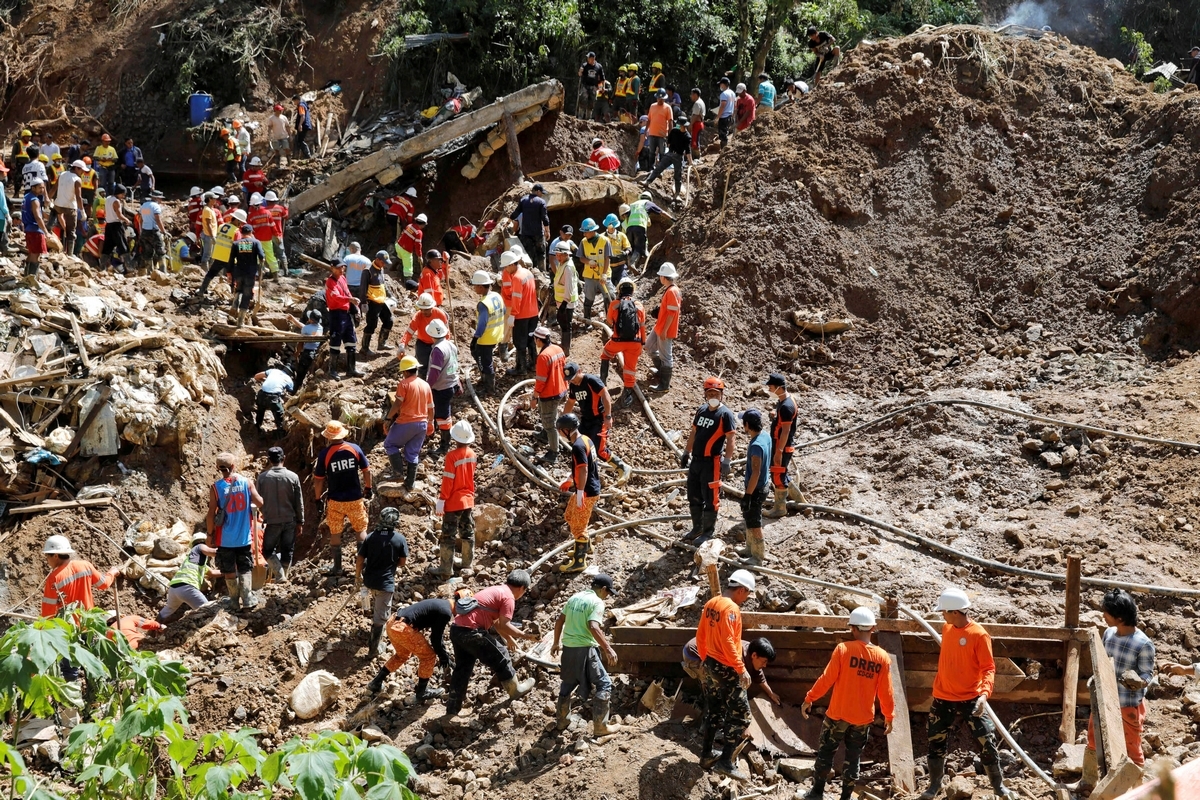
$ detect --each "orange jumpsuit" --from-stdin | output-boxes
[602,298,646,388]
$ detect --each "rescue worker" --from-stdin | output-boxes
[267,103,291,155]
[222,194,242,224]
[255,445,303,583]
[645,89,673,161]
[93,133,117,193]
[241,157,267,206]
[342,241,372,303]
[395,212,427,281]
[383,355,434,493]
[501,249,540,375]
[647,261,680,391]
[230,224,265,326]
[550,239,579,356]
[325,261,364,380]
[170,232,197,273]
[264,190,289,274]
[355,507,410,655]
[563,362,631,484]
[513,183,550,270]
[600,277,645,409]
[801,607,896,800]
[445,570,540,717]
[738,409,771,566]
[399,293,449,380]
[137,189,168,275]
[579,217,613,321]
[293,95,313,157]
[294,309,323,388]
[417,248,447,306]
[695,568,757,781]
[40,534,120,680]
[556,413,601,573]
[433,420,477,578]
[252,364,293,434]
[734,83,756,132]
[716,77,736,147]
[594,80,614,122]
[627,63,642,115]
[425,318,460,456]
[207,452,264,611]
[220,128,239,182]
[625,191,667,271]
[921,587,1012,800]
[577,51,605,118]
[108,615,164,650]
[764,373,806,518]
[157,532,218,623]
[806,26,842,76]
[196,208,245,296]
[756,73,777,111]
[526,326,568,464]
[199,192,220,267]
[681,636,779,704]
[80,158,99,223]
[613,66,631,122]
[313,421,373,577]
[587,138,622,175]
[645,116,694,199]
[247,192,279,276]
[385,186,417,231]
[688,88,706,158]
[360,250,393,358]
[680,376,737,544]
[367,597,452,699]
[603,214,631,287]
[470,269,504,395]
[234,120,252,175]
[647,61,667,98]
[10,129,33,191]
[551,573,622,734]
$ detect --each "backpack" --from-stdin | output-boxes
[615,296,640,341]
[452,587,499,617]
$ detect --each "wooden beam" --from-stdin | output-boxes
[7,497,113,515]
[290,80,564,216]
[69,315,91,373]
[1087,628,1142,799]
[742,613,1088,642]
[879,630,916,794]
[1060,638,1082,744]
[1065,554,1081,628]
[63,385,111,460]
[502,110,523,186]
[0,369,69,391]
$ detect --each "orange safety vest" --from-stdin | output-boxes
[440,445,477,512]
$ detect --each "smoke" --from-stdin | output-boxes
[992,0,1116,52]
[1001,0,1051,29]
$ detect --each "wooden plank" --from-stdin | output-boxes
[289,79,563,215]
[0,369,69,391]
[63,385,112,460]
[8,497,113,515]
[879,630,916,794]
[1088,628,1134,791]
[742,613,1086,641]
[69,315,91,373]
[1060,639,1081,744]
[502,110,523,185]
[0,405,43,447]
[1065,554,1081,628]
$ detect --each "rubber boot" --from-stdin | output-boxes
[699,726,718,768]
[583,298,593,321]
[327,351,341,381]
[919,757,945,800]
[444,693,463,717]
[326,547,343,577]
[496,342,509,363]
[238,573,257,611]
[712,741,748,782]
[368,624,383,656]
[459,536,475,569]
[235,309,246,327]
[346,347,365,378]
[388,452,406,477]
[599,359,610,386]
[695,510,718,546]
[377,325,391,352]
[592,697,624,735]
[436,428,451,456]
[787,482,808,503]
[619,388,635,408]
[684,506,704,541]
[266,555,285,582]
[558,541,588,573]
[416,677,445,700]
[404,462,417,492]
[223,577,241,610]
[649,354,662,375]
[610,455,633,486]
[433,540,454,578]
[649,366,671,392]
[366,666,389,695]
[480,372,495,396]
[803,777,827,800]
[555,697,572,731]
[503,677,536,699]
[985,763,1014,799]
[744,529,765,565]
[585,534,594,555]
[764,488,788,518]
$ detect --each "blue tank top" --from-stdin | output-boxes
[21,192,41,232]
[214,475,252,548]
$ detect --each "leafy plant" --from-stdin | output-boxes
[1121,26,1154,78]
[1154,75,1172,92]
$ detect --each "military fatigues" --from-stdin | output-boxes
[926,698,1001,765]
[701,658,751,739]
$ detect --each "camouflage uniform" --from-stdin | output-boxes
[926,697,1001,765]
[812,717,872,786]
[700,656,750,740]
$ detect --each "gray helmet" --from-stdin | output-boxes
[379,507,400,528]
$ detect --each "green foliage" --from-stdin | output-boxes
[798,0,871,47]
[1121,27,1154,78]
[1154,75,1172,92]
[861,0,981,38]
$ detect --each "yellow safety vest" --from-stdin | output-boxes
[478,291,505,345]
[581,234,609,280]
[213,222,238,263]
[169,239,188,273]
[614,78,629,97]
[80,169,97,190]
[649,74,665,92]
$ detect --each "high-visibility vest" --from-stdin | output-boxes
[649,73,666,92]
[580,234,609,280]
[627,200,651,229]
[170,549,207,589]
[478,291,505,345]
[169,239,189,273]
[80,169,97,190]
[212,222,238,263]
[614,78,629,97]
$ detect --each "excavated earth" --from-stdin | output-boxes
[4,25,1200,800]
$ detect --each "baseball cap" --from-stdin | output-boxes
[740,408,763,427]
[532,183,545,193]
[765,373,787,388]
[375,250,391,262]
[267,446,285,461]
[592,573,619,595]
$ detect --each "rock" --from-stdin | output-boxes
[777,757,816,783]
[414,743,435,760]
[1025,323,1044,342]
[361,725,386,742]
[1120,669,1147,691]
[945,775,976,800]
[233,706,247,722]
[1065,504,1083,516]
[376,481,408,500]
[1041,451,1063,468]
[152,536,185,560]
[429,749,454,768]
[796,600,833,617]
[412,775,447,797]
[472,504,508,542]
[289,670,341,720]
[746,750,766,777]
[1061,445,1079,466]
[1053,743,1087,777]
[1022,439,1044,452]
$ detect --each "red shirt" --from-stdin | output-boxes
[397,223,423,257]
[392,374,433,424]
[440,445,476,512]
[109,615,164,650]
[607,297,646,343]
[655,284,682,338]
[736,93,757,131]
[386,195,414,225]
[535,343,567,398]
[452,584,515,630]
[241,169,267,196]
[248,206,275,242]
[187,196,204,228]
[325,275,354,311]
[588,147,621,172]
[266,202,289,237]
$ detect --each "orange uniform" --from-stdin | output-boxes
[417,265,445,306]
[696,595,744,673]
[502,266,539,319]
[655,284,682,338]
[41,559,116,618]
[109,615,164,650]
[535,343,568,398]
[805,640,896,726]
[248,206,275,242]
[603,298,646,388]
[392,375,433,424]
[439,445,476,512]
[401,308,449,348]
[932,620,996,701]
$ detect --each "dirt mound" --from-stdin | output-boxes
[668,26,1200,396]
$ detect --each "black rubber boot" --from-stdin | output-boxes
[839,783,854,800]
[444,693,463,717]
[377,325,392,351]
[699,727,718,769]
[327,351,341,381]
[416,677,445,701]
[436,429,451,456]
[346,347,365,378]
[919,757,945,800]
[599,360,610,385]
[695,510,718,545]
[683,505,704,541]
[366,666,389,694]
[404,462,417,492]
[803,778,827,800]
[712,741,748,782]
[650,366,672,392]
[985,763,1014,799]
[388,452,406,477]
[583,298,593,320]
[480,373,495,396]
[368,624,383,655]
[326,547,342,577]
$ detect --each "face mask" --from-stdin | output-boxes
[707,398,720,409]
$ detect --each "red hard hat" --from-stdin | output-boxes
[703,376,725,391]
[273,104,284,112]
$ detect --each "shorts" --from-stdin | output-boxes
[24,231,46,255]
[741,488,766,528]
[325,498,368,545]
[270,138,290,152]
[216,545,253,576]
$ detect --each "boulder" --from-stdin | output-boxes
[472,503,508,542]
[289,670,341,719]
[945,775,976,800]
[152,536,186,560]
[776,757,815,783]
[1053,743,1087,778]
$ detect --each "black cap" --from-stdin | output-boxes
[560,224,574,233]
[765,372,787,388]
[240,224,254,235]
[718,76,730,85]
[592,573,618,595]
[532,183,545,193]
[586,51,595,58]
[740,408,764,428]
[563,361,580,379]
[267,446,285,462]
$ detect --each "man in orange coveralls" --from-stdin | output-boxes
[801,606,895,800]
[41,534,120,680]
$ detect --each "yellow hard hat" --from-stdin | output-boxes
[19,129,31,137]
[37,154,48,162]
[398,354,420,372]
[629,63,639,72]
[618,64,628,72]
[652,61,662,69]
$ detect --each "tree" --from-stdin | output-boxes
[751,0,800,96]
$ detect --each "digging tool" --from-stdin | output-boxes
[813,54,826,86]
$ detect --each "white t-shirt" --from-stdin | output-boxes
[54,171,81,209]
[139,165,154,188]
[105,195,124,224]
[21,161,47,191]
[237,128,251,155]
[260,368,294,394]
[718,89,736,119]
[41,143,60,160]
[691,98,706,119]
[266,114,289,141]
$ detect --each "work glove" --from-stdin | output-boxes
[720,457,732,479]
[575,489,585,508]
[972,695,987,717]
[363,486,373,500]
[679,452,690,469]
[559,479,572,492]
[435,500,445,516]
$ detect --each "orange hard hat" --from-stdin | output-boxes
[83,156,92,165]
[101,133,112,142]
[232,120,242,128]
[221,128,230,136]
[703,376,725,391]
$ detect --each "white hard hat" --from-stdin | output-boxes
[404,187,417,198]
[510,243,527,257]
[227,195,241,204]
[250,192,264,205]
[210,186,225,196]
[848,607,877,628]
[554,240,573,254]
[657,261,678,279]
[425,318,448,338]
[264,190,279,202]
[43,535,73,555]
[232,209,248,223]
[934,587,972,612]
[189,186,202,196]
[415,213,428,224]
[250,156,262,166]
[450,420,475,444]
[499,251,520,268]
[470,269,494,286]
[728,569,756,592]
[415,292,436,310]
[618,276,635,289]
[618,203,631,216]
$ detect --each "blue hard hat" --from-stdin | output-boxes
[579,218,598,232]
[603,213,620,228]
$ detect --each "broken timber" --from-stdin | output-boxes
[1088,628,1143,800]
[492,177,644,217]
[290,80,565,216]
[460,102,554,180]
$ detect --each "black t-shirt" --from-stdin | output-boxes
[357,528,410,591]
[397,597,452,632]
[315,442,369,501]
[667,128,691,155]
[572,435,602,497]
[690,403,736,458]
[772,396,798,452]
[569,375,607,429]
[580,62,605,87]
[233,237,263,272]
[809,31,836,55]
